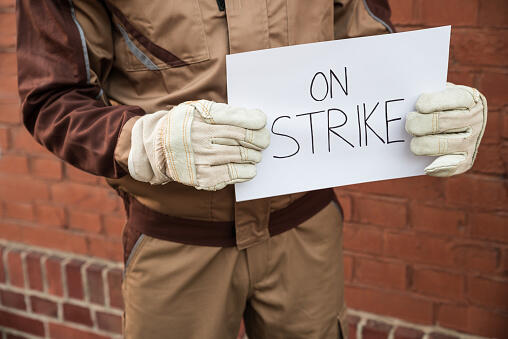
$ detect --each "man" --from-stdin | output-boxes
[16,0,487,338]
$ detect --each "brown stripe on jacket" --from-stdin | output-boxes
[122,188,338,248]
[103,0,188,67]
[16,0,145,178]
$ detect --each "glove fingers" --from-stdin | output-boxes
[226,163,257,180]
[410,132,472,156]
[190,100,267,129]
[210,137,270,152]
[416,87,476,114]
[211,137,240,147]
[196,163,256,191]
[197,144,262,165]
[405,109,477,136]
[210,124,270,150]
[424,154,467,177]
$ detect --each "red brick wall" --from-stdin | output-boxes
[0,0,507,338]
[337,0,508,337]
[0,243,124,338]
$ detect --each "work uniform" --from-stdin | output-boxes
[17,0,394,337]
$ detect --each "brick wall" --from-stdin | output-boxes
[0,241,493,339]
[0,241,123,339]
[0,0,506,338]
[336,0,508,337]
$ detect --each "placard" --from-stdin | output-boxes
[227,26,451,202]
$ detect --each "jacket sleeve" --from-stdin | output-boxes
[334,0,395,40]
[16,0,145,178]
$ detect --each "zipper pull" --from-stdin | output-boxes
[216,0,225,11]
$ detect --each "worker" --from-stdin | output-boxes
[16,1,487,338]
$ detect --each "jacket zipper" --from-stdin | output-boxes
[216,0,225,11]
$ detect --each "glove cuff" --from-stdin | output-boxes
[159,103,197,186]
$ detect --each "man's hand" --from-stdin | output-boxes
[405,83,488,177]
[128,100,270,190]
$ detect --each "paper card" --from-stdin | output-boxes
[227,26,451,202]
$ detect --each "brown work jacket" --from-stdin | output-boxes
[17,0,393,249]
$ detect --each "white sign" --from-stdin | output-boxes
[227,26,451,202]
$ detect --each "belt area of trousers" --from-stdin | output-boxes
[123,188,340,247]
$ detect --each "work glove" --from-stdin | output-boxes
[406,83,487,177]
[128,100,270,190]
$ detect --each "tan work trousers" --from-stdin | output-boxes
[122,201,347,339]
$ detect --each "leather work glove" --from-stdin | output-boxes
[128,100,270,190]
[406,83,488,177]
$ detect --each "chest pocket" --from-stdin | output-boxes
[106,0,210,71]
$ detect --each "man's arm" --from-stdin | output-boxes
[17,0,145,178]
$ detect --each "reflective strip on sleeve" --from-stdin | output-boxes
[68,0,91,83]
[117,24,161,71]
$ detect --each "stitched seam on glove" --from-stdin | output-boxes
[164,114,180,182]
[472,93,488,163]
[183,105,195,185]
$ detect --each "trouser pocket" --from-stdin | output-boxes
[331,199,344,220]
[121,225,148,338]
[122,223,146,272]
[338,315,348,339]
